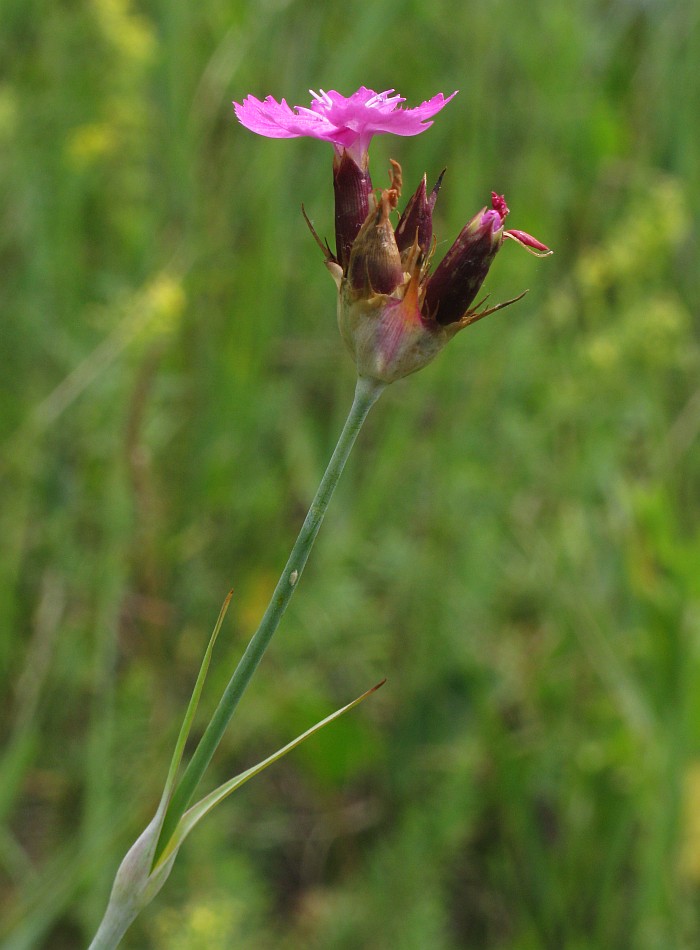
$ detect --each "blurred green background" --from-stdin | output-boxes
[1,0,699,947]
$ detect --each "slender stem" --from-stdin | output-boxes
[155,376,384,859]
[88,898,138,950]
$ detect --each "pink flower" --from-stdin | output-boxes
[232,85,552,384]
[233,86,457,166]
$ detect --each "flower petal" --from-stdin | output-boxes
[309,87,457,139]
[234,87,458,159]
[504,229,553,256]
[233,95,336,140]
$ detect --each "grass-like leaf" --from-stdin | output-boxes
[157,591,233,822]
[154,678,386,870]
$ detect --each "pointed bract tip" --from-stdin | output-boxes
[429,169,447,209]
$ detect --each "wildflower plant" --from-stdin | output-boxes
[90,86,551,948]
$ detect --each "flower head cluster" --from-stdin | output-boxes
[234,86,551,383]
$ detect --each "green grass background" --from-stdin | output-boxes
[1,0,699,946]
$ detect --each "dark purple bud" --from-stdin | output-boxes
[394,169,444,257]
[333,151,373,270]
[423,207,504,325]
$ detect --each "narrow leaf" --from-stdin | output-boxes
[163,593,233,800]
[154,679,385,869]
[152,592,233,855]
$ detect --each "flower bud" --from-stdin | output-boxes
[394,170,444,259]
[424,205,504,325]
[346,169,404,297]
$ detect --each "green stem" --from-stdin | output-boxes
[88,899,138,950]
[155,375,384,860]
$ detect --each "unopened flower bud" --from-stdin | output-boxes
[424,204,504,325]
[394,170,444,259]
[346,165,404,297]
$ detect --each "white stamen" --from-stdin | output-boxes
[296,106,328,122]
[309,89,333,109]
[366,89,401,109]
